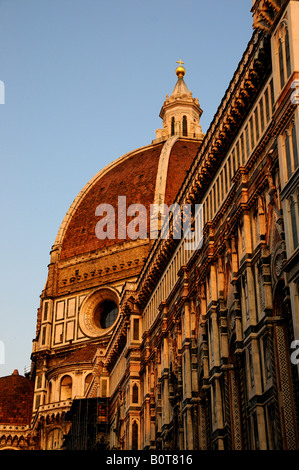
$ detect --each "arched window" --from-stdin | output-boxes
[84,373,92,395]
[60,375,72,401]
[182,115,188,136]
[171,117,175,136]
[47,428,63,450]
[278,22,291,90]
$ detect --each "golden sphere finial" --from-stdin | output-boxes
[176,59,185,78]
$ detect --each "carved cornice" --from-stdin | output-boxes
[0,429,36,450]
[252,0,287,32]
[181,33,271,209]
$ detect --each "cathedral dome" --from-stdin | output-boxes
[0,370,34,425]
[56,137,202,261]
[52,66,204,263]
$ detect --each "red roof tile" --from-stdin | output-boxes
[0,370,34,425]
[55,345,98,366]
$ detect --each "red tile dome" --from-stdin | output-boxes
[0,370,34,425]
[56,138,201,260]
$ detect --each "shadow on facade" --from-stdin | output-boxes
[63,398,109,450]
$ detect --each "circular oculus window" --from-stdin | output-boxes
[94,300,118,329]
[79,288,119,338]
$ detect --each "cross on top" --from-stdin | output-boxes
[176,59,184,67]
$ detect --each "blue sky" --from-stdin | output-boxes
[0,0,253,377]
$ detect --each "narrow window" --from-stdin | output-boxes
[220,171,224,200]
[245,125,250,157]
[204,201,207,225]
[171,117,175,136]
[255,108,260,141]
[36,375,42,389]
[132,383,139,404]
[250,116,255,149]
[49,382,53,403]
[265,88,270,123]
[41,326,46,345]
[292,123,299,169]
[213,185,216,214]
[270,79,275,111]
[279,39,285,88]
[132,421,138,450]
[285,28,291,78]
[35,394,41,410]
[182,115,188,136]
[232,150,236,174]
[43,302,48,322]
[291,197,298,249]
[133,318,139,341]
[259,98,265,132]
[228,158,231,186]
[236,141,240,167]
[285,131,292,178]
[241,133,245,164]
[224,164,228,193]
